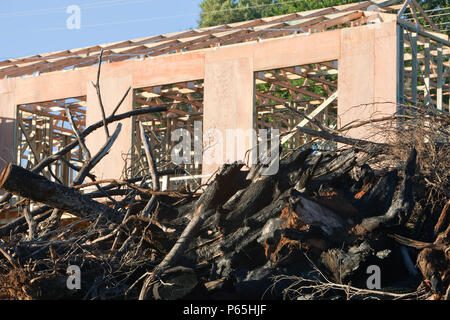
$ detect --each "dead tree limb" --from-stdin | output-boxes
[338,114,414,132]
[417,247,447,297]
[91,49,110,138]
[31,106,167,175]
[0,205,51,237]
[220,148,314,232]
[139,122,160,217]
[111,86,132,117]
[0,241,18,269]
[435,200,450,236]
[41,109,120,235]
[59,157,96,180]
[140,207,214,300]
[359,148,417,232]
[288,126,388,154]
[138,163,244,300]
[37,208,63,239]
[0,193,12,206]
[72,123,122,186]
[74,179,198,197]
[0,164,116,220]
[18,121,62,184]
[22,201,37,240]
[65,107,91,160]
[0,106,167,206]
[391,221,449,297]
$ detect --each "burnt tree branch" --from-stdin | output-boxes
[0,164,117,220]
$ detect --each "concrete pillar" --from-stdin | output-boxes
[338,21,398,141]
[0,79,16,195]
[202,55,255,176]
[86,75,133,180]
[0,79,16,171]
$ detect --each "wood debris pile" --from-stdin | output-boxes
[0,57,448,300]
[0,143,448,300]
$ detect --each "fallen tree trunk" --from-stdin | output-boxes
[138,162,244,300]
[358,148,417,233]
[0,164,116,220]
[0,106,169,206]
[220,149,314,232]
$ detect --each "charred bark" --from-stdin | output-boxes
[359,148,417,233]
[0,164,117,220]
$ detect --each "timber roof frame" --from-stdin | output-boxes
[0,0,427,80]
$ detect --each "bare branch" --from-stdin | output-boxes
[92,49,110,138]
[111,86,132,117]
[23,201,37,240]
[139,122,160,217]
[72,123,122,186]
[65,106,91,160]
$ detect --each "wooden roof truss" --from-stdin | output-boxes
[0,0,403,79]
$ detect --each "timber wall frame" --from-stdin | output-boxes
[0,0,448,184]
[15,96,87,185]
[131,82,204,183]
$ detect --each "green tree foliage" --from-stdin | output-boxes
[199,0,363,27]
[416,0,449,32]
[420,0,448,11]
[198,0,448,31]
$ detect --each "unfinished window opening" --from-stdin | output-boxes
[255,61,338,156]
[131,80,204,190]
[15,96,87,186]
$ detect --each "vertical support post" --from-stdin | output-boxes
[44,116,52,158]
[166,117,171,157]
[133,115,142,177]
[203,55,254,176]
[424,38,431,106]
[186,116,192,173]
[62,135,70,186]
[30,117,37,165]
[43,116,52,180]
[287,116,292,150]
[294,103,300,148]
[15,109,22,167]
[161,175,169,191]
[411,32,418,104]
[0,80,16,184]
[397,25,405,110]
[339,20,397,142]
[437,43,443,110]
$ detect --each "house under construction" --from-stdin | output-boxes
[0,0,448,192]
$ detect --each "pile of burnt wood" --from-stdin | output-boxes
[0,143,448,300]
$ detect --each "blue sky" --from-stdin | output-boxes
[0,0,203,60]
